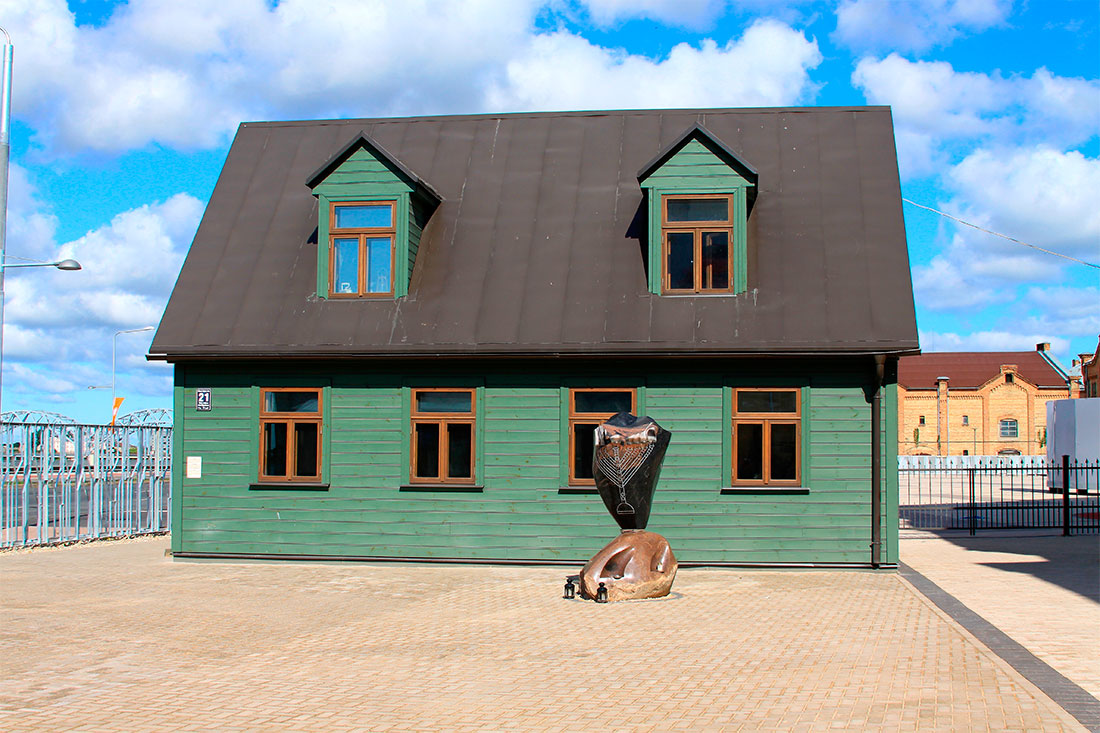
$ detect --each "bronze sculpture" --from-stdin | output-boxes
[574,413,677,602]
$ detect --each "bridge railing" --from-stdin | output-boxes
[0,421,172,549]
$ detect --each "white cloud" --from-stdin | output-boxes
[487,20,821,112]
[1018,286,1100,339]
[911,254,1001,311]
[2,193,201,408]
[577,0,728,29]
[4,362,79,395]
[911,146,1099,323]
[834,0,1011,53]
[4,163,59,262]
[853,55,1100,178]
[947,147,1100,257]
[919,329,1070,354]
[3,0,542,153]
[3,1,824,156]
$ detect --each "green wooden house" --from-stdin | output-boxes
[150,107,919,568]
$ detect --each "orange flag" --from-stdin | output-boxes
[110,397,125,426]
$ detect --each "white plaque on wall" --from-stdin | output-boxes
[186,456,202,479]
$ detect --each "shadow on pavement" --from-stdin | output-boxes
[919,530,1100,605]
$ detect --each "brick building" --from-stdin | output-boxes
[1072,336,1100,398]
[898,344,1074,456]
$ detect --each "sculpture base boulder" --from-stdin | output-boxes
[578,529,677,602]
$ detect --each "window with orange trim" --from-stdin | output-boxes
[731,388,800,486]
[259,388,323,482]
[329,201,395,297]
[410,389,477,484]
[661,193,735,294]
[568,388,636,485]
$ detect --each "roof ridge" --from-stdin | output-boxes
[239,106,892,129]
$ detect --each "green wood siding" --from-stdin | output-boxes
[175,360,897,566]
[311,147,415,298]
[640,139,751,295]
[407,194,434,283]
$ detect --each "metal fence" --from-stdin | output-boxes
[899,455,1099,534]
[0,421,172,549]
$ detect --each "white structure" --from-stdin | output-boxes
[1047,398,1099,489]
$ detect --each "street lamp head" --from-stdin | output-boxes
[54,259,82,271]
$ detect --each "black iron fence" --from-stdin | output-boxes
[899,455,1099,535]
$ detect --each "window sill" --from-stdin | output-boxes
[558,487,599,495]
[720,487,809,495]
[250,482,330,491]
[400,484,484,493]
[658,292,746,298]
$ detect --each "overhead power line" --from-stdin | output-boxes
[902,197,1100,270]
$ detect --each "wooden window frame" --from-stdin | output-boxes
[328,200,396,298]
[731,387,801,487]
[410,388,477,485]
[660,193,735,295]
[567,388,637,486]
[258,387,323,483]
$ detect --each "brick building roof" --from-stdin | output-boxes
[898,351,1068,390]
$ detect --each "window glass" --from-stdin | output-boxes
[416,391,473,413]
[667,198,728,223]
[732,388,801,486]
[265,391,320,413]
[770,423,797,480]
[415,423,440,478]
[447,423,473,479]
[666,232,694,290]
[574,391,633,415]
[263,423,288,477]
[701,231,729,290]
[333,238,359,294]
[568,388,636,485]
[737,391,798,413]
[294,423,319,477]
[334,203,392,229]
[999,419,1018,438]
[366,237,392,294]
[573,423,597,480]
[735,423,763,481]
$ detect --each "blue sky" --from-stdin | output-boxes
[1,0,1098,423]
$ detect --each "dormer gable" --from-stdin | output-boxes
[637,124,757,296]
[307,131,440,299]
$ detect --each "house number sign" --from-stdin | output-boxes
[195,388,212,411]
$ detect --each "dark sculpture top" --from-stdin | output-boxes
[592,412,671,530]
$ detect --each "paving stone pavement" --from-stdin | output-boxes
[0,536,1089,731]
[900,530,1100,701]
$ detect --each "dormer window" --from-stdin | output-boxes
[662,194,734,293]
[638,123,756,297]
[330,201,395,297]
[307,131,441,300]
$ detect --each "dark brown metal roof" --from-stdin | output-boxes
[898,351,1069,390]
[150,107,919,360]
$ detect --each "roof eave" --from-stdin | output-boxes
[148,344,921,362]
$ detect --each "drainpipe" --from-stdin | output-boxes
[0,27,11,417]
[870,354,885,568]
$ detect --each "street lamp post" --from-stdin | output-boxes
[88,326,155,420]
[0,26,11,417]
[0,27,82,417]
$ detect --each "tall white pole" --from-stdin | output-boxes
[0,27,13,418]
[112,331,118,408]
